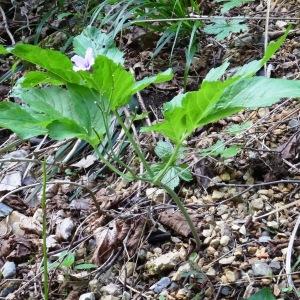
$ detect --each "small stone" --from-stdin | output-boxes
[206,267,216,276]
[100,296,120,300]
[100,283,121,296]
[172,263,190,281]
[212,190,225,200]
[175,288,191,299]
[79,292,95,300]
[122,291,131,300]
[55,217,75,241]
[1,261,16,279]
[267,221,279,229]
[202,229,213,237]
[252,261,272,276]
[206,246,216,256]
[251,198,264,210]
[220,173,231,181]
[239,225,247,235]
[210,238,220,248]
[269,260,281,271]
[150,277,171,293]
[146,188,166,203]
[219,256,235,265]
[231,224,240,231]
[217,205,228,216]
[275,20,287,29]
[259,236,271,243]
[257,107,269,118]
[221,286,232,296]
[120,262,135,281]
[220,235,230,246]
[225,270,237,283]
[145,251,182,275]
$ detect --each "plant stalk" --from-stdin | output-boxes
[41,160,49,300]
[114,110,154,177]
[159,182,201,250]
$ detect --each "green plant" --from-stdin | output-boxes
[1,27,300,251]
[247,287,276,300]
[90,0,202,88]
[215,0,255,13]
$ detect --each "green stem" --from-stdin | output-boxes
[114,110,154,177]
[41,160,49,300]
[159,182,201,250]
[154,142,181,183]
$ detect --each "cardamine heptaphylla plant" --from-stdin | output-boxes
[1,26,300,248]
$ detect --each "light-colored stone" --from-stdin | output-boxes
[239,225,247,235]
[100,296,120,300]
[267,221,279,229]
[252,261,272,276]
[220,235,230,246]
[79,293,96,300]
[1,261,16,279]
[225,270,238,283]
[100,283,121,296]
[206,267,216,276]
[212,190,225,200]
[251,198,264,210]
[276,20,287,29]
[146,188,166,203]
[145,251,182,275]
[210,238,220,248]
[219,256,235,265]
[119,262,135,281]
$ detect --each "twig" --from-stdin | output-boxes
[0,5,15,45]
[286,214,300,295]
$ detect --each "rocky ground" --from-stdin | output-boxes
[0,0,300,299]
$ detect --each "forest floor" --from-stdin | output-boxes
[1,0,300,299]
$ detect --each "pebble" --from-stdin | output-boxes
[220,235,230,246]
[145,251,182,275]
[276,20,287,29]
[257,107,269,118]
[79,293,95,300]
[252,261,273,276]
[100,296,120,300]
[258,236,271,243]
[206,267,216,276]
[225,270,237,283]
[150,277,171,293]
[269,260,281,272]
[55,217,75,241]
[267,221,279,229]
[100,283,121,296]
[210,238,220,248]
[219,256,235,265]
[146,188,166,203]
[251,198,264,210]
[239,225,247,235]
[212,190,225,200]
[1,261,16,279]
[120,262,135,281]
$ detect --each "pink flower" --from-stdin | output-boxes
[71,48,95,72]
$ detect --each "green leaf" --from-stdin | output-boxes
[226,121,252,135]
[234,27,290,77]
[204,18,248,40]
[73,26,124,64]
[199,140,225,157]
[142,80,234,143]
[215,0,254,13]
[12,85,106,146]
[0,45,8,54]
[61,252,75,268]
[204,60,230,82]
[221,145,241,158]
[247,288,276,300]
[74,263,97,270]
[0,102,47,139]
[11,44,81,84]
[176,165,193,181]
[155,141,174,160]
[131,68,173,95]
[21,71,63,88]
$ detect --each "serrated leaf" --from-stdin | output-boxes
[204,19,248,40]
[215,0,254,13]
[73,26,124,64]
[247,288,276,300]
[199,140,225,157]
[176,165,193,181]
[155,141,174,160]
[226,121,252,135]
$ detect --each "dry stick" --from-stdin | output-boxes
[0,180,103,216]
[286,214,300,295]
[0,5,15,45]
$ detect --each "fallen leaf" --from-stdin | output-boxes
[92,219,129,265]
[158,209,200,237]
[0,171,22,192]
[55,217,75,241]
[71,154,97,168]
